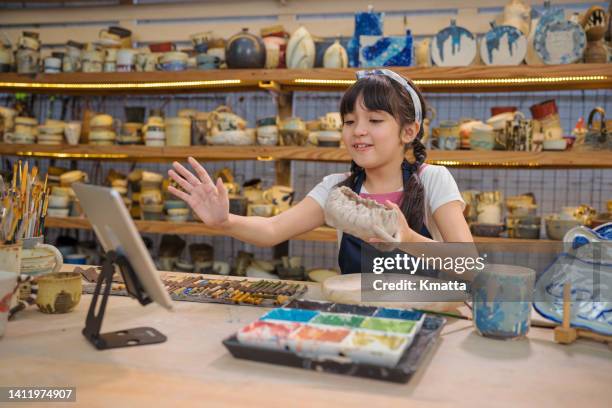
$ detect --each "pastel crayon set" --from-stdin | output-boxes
[82,270,307,307]
[224,300,445,383]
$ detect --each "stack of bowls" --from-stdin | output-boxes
[256,117,278,146]
[89,114,116,145]
[118,122,142,145]
[47,187,71,218]
[164,199,189,223]
[144,116,165,146]
[37,120,65,145]
[110,178,130,208]
[11,117,38,144]
[159,51,188,71]
[138,171,164,220]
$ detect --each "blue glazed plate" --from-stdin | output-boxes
[534,20,586,64]
[480,25,527,66]
[430,21,476,67]
[533,253,612,335]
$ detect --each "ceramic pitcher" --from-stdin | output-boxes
[19,237,63,277]
[207,106,246,136]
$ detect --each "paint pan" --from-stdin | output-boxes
[237,320,301,351]
[310,312,365,328]
[260,308,319,323]
[287,325,351,359]
[360,317,416,335]
[342,329,411,368]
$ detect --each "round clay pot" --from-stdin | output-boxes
[225,28,266,69]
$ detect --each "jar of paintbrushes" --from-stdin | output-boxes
[0,161,63,276]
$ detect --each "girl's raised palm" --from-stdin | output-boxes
[167,157,229,227]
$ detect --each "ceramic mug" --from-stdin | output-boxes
[16,49,39,74]
[248,203,276,217]
[472,264,535,339]
[36,272,82,314]
[477,202,502,224]
[320,112,342,131]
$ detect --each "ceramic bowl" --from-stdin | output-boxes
[164,200,188,210]
[545,217,581,240]
[90,114,113,128]
[542,139,567,151]
[471,222,504,237]
[515,225,541,239]
[167,208,189,217]
[48,195,70,208]
[47,208,70,217]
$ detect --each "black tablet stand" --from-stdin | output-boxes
[82,250,167,350]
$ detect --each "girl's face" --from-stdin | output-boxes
[342,95,416,169]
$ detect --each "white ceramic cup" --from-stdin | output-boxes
[477,203,502,224]
[0,271,19,337]
[64,121,82,145]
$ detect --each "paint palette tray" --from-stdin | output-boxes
[224,301,445,383]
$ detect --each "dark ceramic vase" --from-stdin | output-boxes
[226,28,266,69]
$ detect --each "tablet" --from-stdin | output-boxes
[72,183,174,311]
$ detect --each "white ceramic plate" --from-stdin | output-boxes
[534,20,586,65]
[480,25,527,66]
[430,22,477,67]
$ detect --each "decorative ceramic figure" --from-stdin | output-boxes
[323,40,348,68]
[261,25,289,68]
[501,0,532,35]
[359,30,414,67]
[480,23,527,65]
[347,7,384,67]
[415,39,431,67]
[430,20,477,67]
[226,28,266,69]
[581,5,609,63]
[286,26,315,69]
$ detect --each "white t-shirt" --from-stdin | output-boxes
[307,164,465,242]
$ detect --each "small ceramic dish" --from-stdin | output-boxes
[47,208,70,217]
[470,222,504,237]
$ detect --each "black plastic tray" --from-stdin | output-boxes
[223,314,445,383]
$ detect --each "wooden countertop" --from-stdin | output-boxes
[1,267,610,408]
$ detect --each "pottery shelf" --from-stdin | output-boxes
[44,216,557,244]
[1,143,610,168]
[0,64,610,95]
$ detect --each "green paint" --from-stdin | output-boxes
[311,313,365,328]
[360,317,415,334]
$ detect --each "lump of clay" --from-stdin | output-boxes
[324,186,399,242]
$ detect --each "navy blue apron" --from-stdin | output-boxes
[338,160,433,275]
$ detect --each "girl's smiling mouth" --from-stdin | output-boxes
[352,143,373,151]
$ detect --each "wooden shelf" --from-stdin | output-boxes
[1,64,610,94]
[45,216,557,244]
[2,143,611,168]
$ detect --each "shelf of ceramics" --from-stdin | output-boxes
[0,64,610,94]
[2,144,611,168]
[44,216,333,242]
[44,216,558,245]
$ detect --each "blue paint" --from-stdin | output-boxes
[374,308,424,321]
[485,26,522,63]
[261,308,319,323]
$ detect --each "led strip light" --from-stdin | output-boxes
[0,79,242,90]
[294,75,608,87]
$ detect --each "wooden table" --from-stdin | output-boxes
[1,267,610,408]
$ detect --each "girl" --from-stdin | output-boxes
[168,69,473,275]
